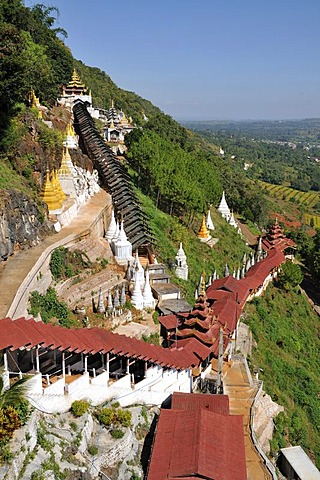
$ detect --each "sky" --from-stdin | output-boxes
[25,0,320,121]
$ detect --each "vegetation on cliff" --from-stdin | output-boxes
[245,286,320,468]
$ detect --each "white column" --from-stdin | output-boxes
[35,346,40,373]
[62,352,65,379]
[3,350,8,371]
[106,353,110,381]
[126,358,130,375]
[144,361,147,379]
[84,355,88,373]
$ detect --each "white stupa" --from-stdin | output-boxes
[105,209,117,242]
[217,191,231,220]
[142,268,156,309]
[229,212,237,228]
[206,209,215,230]
[63,122,78,150]
[175,242,188,281]
[131,266,144,310]
[114,220,132,262]
[132,250,145,287]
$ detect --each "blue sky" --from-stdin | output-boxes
[25,0,320,120]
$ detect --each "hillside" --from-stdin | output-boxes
[245,285,320,469]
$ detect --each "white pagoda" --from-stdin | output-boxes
[114,220,132,263]
[206,209,215,230]
[175,242,188,280]
[217,191,231,220]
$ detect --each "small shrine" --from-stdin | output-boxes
[114,220,133,264]
[58,146,77,198]
[175,242,188,280]
[197,215,211,242]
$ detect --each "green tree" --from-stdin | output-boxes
[277,262,303,291]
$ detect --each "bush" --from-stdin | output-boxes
[110,428,124,439]
[0,406,21,442]
[88,444,98,456]
[277,262,303,291]
[71,400,90,417]
[97,406,132,428]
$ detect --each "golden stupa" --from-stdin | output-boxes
[199,273,206,297]
[198,215,210,240]
[39,170,63,211]
[58,146,73,176]
[52,168,66,202]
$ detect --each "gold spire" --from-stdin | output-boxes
[39,170,63,211]
[111,99,114,108]
[198,215,210,239]
[66,122,76,137]
[109,118,115,129]
[199,273,206,296]
[59,146,72,176]
[52,168,66,202]
[67,69,85,89]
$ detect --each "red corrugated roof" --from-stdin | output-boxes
[0,317,207,370]
[160,248,286,356]
[171,392,230,415]
[147,409,247,480]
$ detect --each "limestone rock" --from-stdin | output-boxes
[0,189,50,261]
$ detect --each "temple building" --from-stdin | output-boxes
[58,69,92,109]
[0,317,208,412]
[147,392,247,480]
[103,100,134,144]
[217,191,231,220]
[262,219,296,256]
[160,243,289,358]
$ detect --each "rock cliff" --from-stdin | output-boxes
[0,189,50,262]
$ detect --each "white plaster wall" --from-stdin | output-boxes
[66,372,90,396]
[90,370,109,385]
[43,377,65,395]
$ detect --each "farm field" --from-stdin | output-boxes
[304,213,320,228]
[258,181,320,208]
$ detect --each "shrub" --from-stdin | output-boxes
[97,406,132,428]
[88,444,98,456]
[0,406,21,442]
[71,400,90,417]
[110,428,124,439]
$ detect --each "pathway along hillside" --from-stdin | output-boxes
[0,189,110,319]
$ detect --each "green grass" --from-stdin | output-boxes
[245,285,320,467]
[136,190,250,303]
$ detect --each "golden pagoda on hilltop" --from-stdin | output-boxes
[39,170,63,212]
[198,215,211,242]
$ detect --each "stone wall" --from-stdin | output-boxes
[0,190,50,262]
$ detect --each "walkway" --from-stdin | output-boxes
[224,361,272,480]
[0,190,110,319]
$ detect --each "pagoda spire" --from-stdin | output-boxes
[97,287,105,313]
[206,209,215,230]
[131,265,144,310]
[120,283,126,305]
[198,215,211,242]
[106,209,117,242]
[107,289,113,313]
[142,268,155,308]
[39,169,63,212]
[217,191,231,220]
[52,168,66,203]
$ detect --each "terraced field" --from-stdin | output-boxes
[304,213,320,228]
[258,181,320,208]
